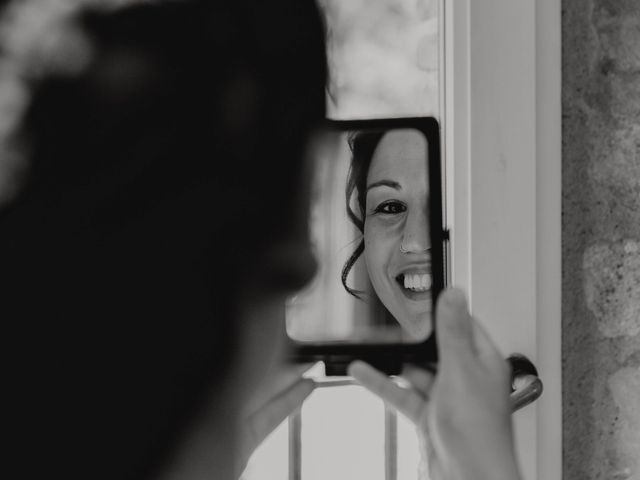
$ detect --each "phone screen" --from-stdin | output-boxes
[286,120,445,348]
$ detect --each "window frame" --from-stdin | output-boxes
[444,1,561,479]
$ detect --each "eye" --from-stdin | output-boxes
[372,200,406,215]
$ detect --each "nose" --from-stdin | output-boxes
[400,209,430,254]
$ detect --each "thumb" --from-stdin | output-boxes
[435,288,475,365]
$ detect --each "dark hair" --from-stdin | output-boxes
[1,1,326,479]
[341,130,386,297]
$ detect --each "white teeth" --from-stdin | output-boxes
[404,275,412,289]
[402,274,431,292]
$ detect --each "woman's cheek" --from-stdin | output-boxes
[364,221,386,263]
[364,222,383,283]
[364,219,401,280]
[366,217,404,250]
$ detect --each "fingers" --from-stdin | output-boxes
[471,318,504,364]
[437,288,508,378]
[435,288,476,366]
[401,364,435,398]
[265,363,316,397]
[245,376,315,448]
[245,363,316,414]
[348,360,424,422]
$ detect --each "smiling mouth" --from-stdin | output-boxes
[395,273,432,300]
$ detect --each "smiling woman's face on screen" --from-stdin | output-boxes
[363,129,432,340]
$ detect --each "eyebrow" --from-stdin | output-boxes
[366,180,401,192]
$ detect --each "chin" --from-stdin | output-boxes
[397,313,432,340]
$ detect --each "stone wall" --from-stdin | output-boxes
[563,1,640,479]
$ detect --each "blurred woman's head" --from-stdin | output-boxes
[0,0,325,478]
[343,129,432,340]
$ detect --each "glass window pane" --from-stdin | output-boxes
[320,0,441,119]
[301,386,386,480]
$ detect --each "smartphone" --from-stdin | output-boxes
[285,117,447,375]
[284,1,542,408]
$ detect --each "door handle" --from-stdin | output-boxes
[508,354,543,412]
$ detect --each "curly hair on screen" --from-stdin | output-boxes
[341,129,386,298]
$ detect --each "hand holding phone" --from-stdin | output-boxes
[349,289,523,480]
[284,116,542,411]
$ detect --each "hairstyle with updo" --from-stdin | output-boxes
[0,1,327,478]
